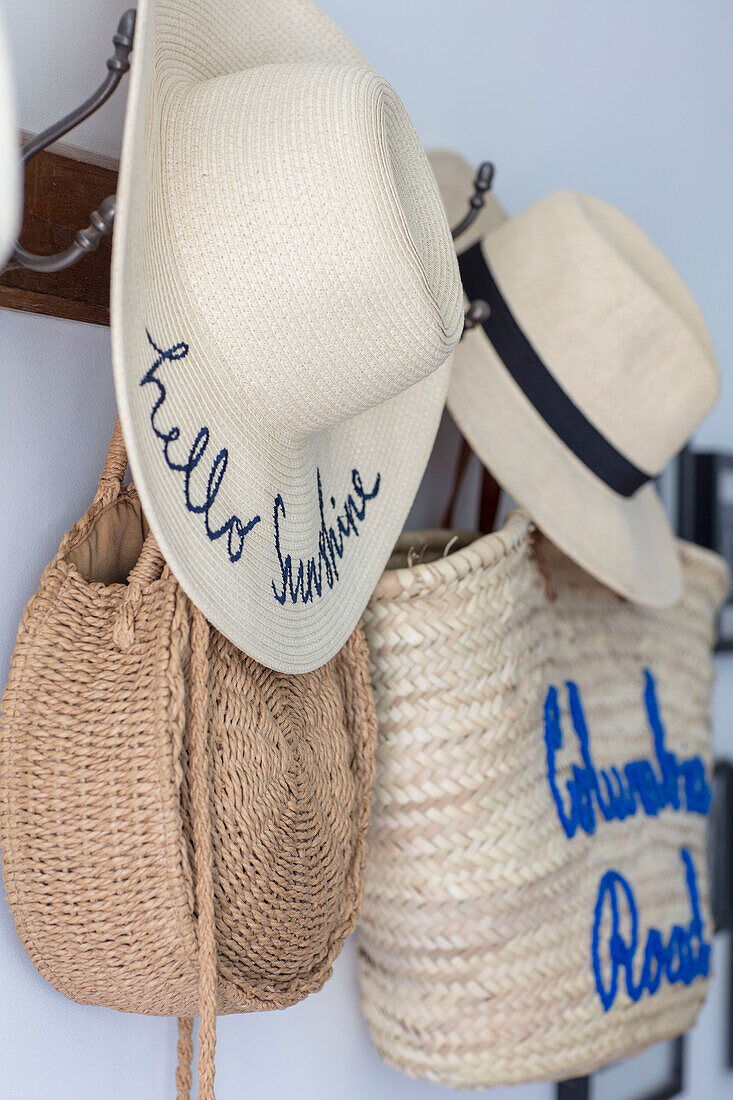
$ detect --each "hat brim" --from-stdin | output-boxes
[448,325,682,607]
[111,0,458,672]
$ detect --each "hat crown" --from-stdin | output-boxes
[157,62,462,438]
[483,190,719,475]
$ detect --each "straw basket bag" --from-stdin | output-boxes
[0,423,377,1099]
[359,511,728,1087]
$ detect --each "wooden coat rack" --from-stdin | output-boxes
[0,9,133,326]
[0,7,493,336]
[0,140,117,325]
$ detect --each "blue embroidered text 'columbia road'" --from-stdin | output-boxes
[544,671,710,838]
[592,848,710,1011]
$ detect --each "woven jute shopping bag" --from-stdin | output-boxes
[0,423,377,1099]
[358,511,728,1087]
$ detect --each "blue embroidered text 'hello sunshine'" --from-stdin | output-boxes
[140,331,261,563]
[271,465,381,605]
[592,848,710,1011]
[141,331,380,603]
[544,671,711,839]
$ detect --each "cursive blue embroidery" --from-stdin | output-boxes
[592,848,710,1011]
[142,331,381,601]
[272,466,381,605]
[141,331,261,562]
[544,671,711,838]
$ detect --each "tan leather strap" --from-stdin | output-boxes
[441,431,555,595]
[177,605,217,1099]
[440,437,473,530]
[478,465,501,536]
[441,436,502,535]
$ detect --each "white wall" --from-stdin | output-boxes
[1,1,732,1098]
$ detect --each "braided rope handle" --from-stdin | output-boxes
[95,418,169,647]
[94,419,129,506]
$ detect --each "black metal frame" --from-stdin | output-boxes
[556,1036,685,1100]
[711,761,733,935]
[729,930,733,1071]
[711,761,733,1071]
[678,448,733,651]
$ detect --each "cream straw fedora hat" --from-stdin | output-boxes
[449,190,720,607]
[0,3,20,267]
[111,0,463,673]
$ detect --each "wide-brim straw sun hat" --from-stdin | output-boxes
[0,3,20,267]
[449,190,720,607]
[111,0,463,674]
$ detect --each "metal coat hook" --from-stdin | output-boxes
[10,9,136,274]
[462,298,491,332]
[451,160,496,338]
[451,161,495,241]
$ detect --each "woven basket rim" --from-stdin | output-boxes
[677,538,731,597]
[372,510,533,601]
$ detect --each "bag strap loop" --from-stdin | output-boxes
[127,531,166,587]
[176,1019,194,1098]
[99,416,167,649]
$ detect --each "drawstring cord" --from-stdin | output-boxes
[177,605,217,1099]
[99,418,218,1096]
[176,1019,194,1097]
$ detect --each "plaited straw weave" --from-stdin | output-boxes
[359,512,728,1087]
[0,422,377,1099]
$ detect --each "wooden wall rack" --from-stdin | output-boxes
[0,140,118,327]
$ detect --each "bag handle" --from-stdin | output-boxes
[95,419,129,506]
[101,417,168,648]
[441,432,555,597]
[127,532,166,587]
[111,531,168,650]
[96,421,167,583]
[440,436,502,536]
